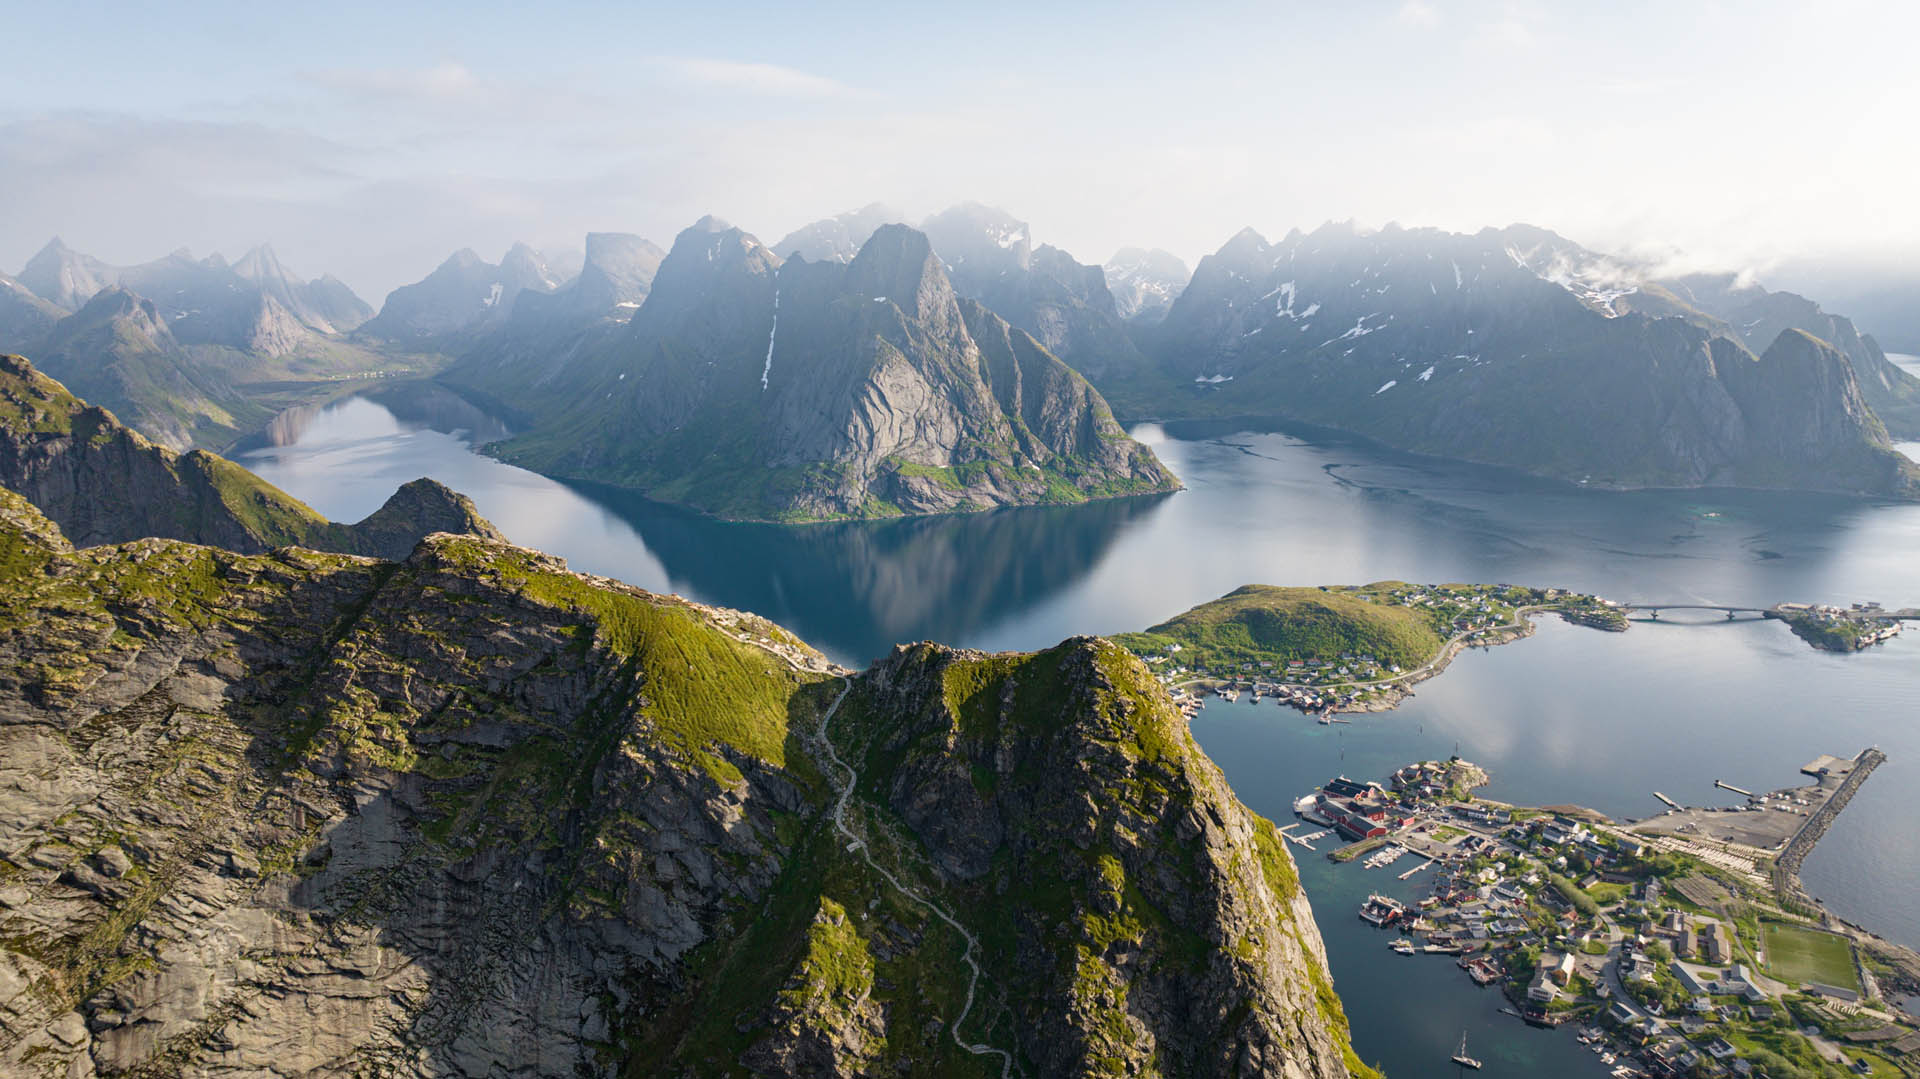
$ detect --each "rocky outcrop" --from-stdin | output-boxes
[850,637,1371,1077]
[0,354,503,555]
[447,221,1177,521]
[0,489,1370,1077]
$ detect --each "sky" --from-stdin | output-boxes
[3,0,1918,303]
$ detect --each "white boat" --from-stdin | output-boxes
[1451,1032,1482,1070]
[1293,794,1319,815]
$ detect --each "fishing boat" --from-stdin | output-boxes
[1389,937,1415,955]
[1358,894,1408,927]
[1451,1031,1483,1070]
[1292,793,1319,815]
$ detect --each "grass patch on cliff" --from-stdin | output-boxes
[179,450,336,548]
[431,538,818,780]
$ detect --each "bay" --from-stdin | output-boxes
[238,374,1920,1075]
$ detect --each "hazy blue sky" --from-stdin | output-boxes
[4,0,1916,301]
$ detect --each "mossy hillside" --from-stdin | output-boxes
[1118,583,1448,673]
[831,637,1370,1077]
[2,489,1372,1076]
[422,536,819,784]
[177,449,342,548]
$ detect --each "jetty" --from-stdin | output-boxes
[1653,791,1680,810]
[1714,780,1754,797]
[1397,859,1433,880]
[1773,747,1886,909]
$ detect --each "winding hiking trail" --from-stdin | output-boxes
[811,677,1016,1078]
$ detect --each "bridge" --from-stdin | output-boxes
[1619,603,1920,622]
[1620,603,1772,621]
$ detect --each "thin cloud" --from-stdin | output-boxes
[657,57,858,98]
[1395,1,1441,28]
[303,61,486,103]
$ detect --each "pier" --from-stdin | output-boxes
[1715,780,1755,797]
[1653,791,1680,810]
[1772,747,1886,911]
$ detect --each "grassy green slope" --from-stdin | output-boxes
[1117,583,1451,673]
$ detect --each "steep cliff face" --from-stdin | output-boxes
[843,639,1373,1078]
[0,354,503,556]
[1663,272,1920,439]
[451,221,1176,522]
[1125,222,1920,497]
[0,494,1370,1077]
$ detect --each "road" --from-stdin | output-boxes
[809,677,1016,1078]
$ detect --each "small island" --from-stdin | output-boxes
[1294,750,1920,1079]
[1769,603,1906,653]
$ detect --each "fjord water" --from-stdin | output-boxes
[241,377,1920,1076]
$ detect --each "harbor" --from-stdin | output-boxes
[1288,748,1920,1078]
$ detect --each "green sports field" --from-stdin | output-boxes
[1763,921,1859,991]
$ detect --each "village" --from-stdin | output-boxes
[1288,754,1920,1079]
[1131,582,1629,719]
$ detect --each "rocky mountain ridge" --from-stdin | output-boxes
[0,353,501,557]
[1104,247,1192,324]
[0,474,1371,1077]
[14,238,374,351]
[1118,221,1920,497]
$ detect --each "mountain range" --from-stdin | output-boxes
[442,218,1178,521]
[12,204,1918,510]
[1111,221,1920,496]
[0,240,392,451]
[0,374,1371,1075]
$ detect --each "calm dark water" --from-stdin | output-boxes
[240,380,1920,1077]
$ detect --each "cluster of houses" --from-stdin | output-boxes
[1326,759,1907,1078]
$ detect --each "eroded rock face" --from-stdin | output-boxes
[0,491,1368,1078]
[444,222,1179,522]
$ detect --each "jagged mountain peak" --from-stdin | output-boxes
[68,286,176,345]
[773,203,910,263]
[19,238,113,311]
[921,203,1032,271]
[441,248,491,271]
[844,224,959,330]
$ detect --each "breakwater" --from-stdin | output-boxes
[1774,747,1887,911]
